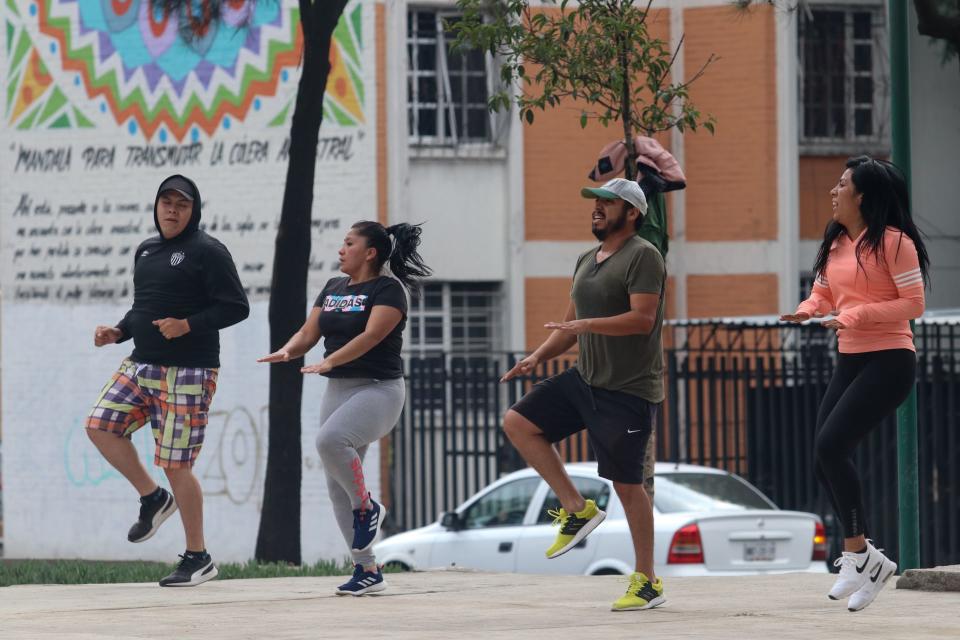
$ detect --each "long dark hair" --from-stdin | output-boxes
[351,221,432,292]
[812,156,930,287]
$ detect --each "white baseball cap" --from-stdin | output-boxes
[580,178,647,215]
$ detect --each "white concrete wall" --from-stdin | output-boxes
[909,18,960,310]
[406,156,510,282]
[0,0,380,563]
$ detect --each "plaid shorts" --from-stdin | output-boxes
[86,359,218,469]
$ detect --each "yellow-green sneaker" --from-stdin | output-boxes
[611,572,665,611]
[545,499,606,559]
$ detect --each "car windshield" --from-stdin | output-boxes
[654,472,775,514]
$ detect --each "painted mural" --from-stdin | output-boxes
[5,0,365,139]
[0,0,379,564]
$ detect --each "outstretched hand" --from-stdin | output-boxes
[301,360,333,375]
[501,354,539,383]
[543,319,590,335]
[257,349,291,363]
[779,312,811,323]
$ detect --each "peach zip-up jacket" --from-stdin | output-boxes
[796,226,925,354]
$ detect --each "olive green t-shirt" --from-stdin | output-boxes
[572,235,666,402]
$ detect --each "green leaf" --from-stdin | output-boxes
[704,121,715,134]
[580,112,588,128]
[525,109,535,125]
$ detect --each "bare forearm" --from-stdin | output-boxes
[282,331,320,358]
[585,310,655,336]
[532,331,578,362]
[322,332,380,369]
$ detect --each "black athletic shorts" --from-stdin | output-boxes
[509,367,658,484]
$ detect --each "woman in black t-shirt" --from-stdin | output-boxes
[259,221,430,596]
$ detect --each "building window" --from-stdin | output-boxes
[407,9,493,146]
[798,6,888,150]
[408,282,503,354]
[407,282,504,414]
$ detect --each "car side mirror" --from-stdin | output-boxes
[440,511,463,531]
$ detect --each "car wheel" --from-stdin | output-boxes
[383,561,412,572]
[590,568,624,576]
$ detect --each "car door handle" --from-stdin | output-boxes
[498,542,513,553]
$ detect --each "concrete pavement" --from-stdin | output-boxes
[0,569,956,639]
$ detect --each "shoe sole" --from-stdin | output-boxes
[547,509,606,559]
[159,562,219,587]
[848,560,897,612]
[828,577,867,601]
[129,495,178,544]
[336,580,387,597]
[612,595,666,612]
[351,504,387,554]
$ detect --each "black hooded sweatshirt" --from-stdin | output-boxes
[115,175,250,368]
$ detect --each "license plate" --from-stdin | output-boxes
[743,540,777,562]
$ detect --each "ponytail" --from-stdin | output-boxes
[350,220,432,293]
[385,223,432,292]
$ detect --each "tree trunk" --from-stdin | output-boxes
[618,31,637,181]
[256,0,349,565]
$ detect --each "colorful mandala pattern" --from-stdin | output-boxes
[5,0,365,140]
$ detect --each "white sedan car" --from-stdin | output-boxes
[375,462,829,576]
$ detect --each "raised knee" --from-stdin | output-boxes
[814,432,841,463]
[315,430,347,459]
[502,410,525,439]
[86,426,111,444]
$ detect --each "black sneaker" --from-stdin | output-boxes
[351,497,386,553]
[159,551,219,587]
[127,488,178,543]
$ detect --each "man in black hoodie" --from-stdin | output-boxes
[86,174,249,587]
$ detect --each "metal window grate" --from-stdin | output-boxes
[407,9,493,146]
[408,282,503,354]
[798,6,889,149]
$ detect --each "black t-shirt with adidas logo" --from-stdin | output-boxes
[315,276,407,379]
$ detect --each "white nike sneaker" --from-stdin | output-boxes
[827,541,880,600]
[847,548,897,612]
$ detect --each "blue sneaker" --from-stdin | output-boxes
[351,497,386,553]
[336,564,387,596]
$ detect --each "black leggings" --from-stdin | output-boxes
[813,349,916,539]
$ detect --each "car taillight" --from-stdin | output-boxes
[812,521,827,561]
[668,523,704,564]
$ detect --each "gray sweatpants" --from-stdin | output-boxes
[316,376,405,567]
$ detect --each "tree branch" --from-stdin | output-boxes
[913,0,960,44]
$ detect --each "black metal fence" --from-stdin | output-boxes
[388,318,960,569]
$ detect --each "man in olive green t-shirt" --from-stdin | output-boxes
[501,178,666,612]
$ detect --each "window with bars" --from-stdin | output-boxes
[798,6,888,149]
[407,9,493,146]
[408,282,503,354]
[406,282,504,413]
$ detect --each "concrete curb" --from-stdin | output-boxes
[896,565,960,591]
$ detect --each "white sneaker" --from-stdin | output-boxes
[847,549,897,612]
[828,543,878,600]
